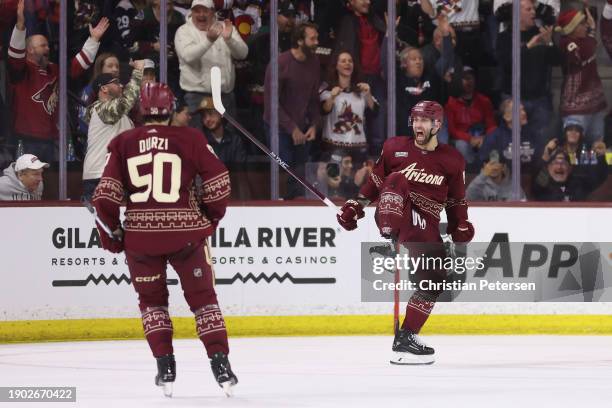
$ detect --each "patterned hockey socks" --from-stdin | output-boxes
[401,291,437,333]
[141,306,174,357]
[194,304,229,357]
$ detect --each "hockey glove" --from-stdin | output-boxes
[450,221,474,243]
[97,224,124,253]
[337,199,365,231]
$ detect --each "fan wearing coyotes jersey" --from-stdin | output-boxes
[337,100,474,365]
[92,83,237,397]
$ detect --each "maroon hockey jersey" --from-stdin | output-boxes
[558,35,607,116]
[360,136,469,237]
[93,125,231,255]
[8,26,99,140]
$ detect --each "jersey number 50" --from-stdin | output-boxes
[127,152,182,203]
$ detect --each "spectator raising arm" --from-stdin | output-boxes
[71,17,110,79]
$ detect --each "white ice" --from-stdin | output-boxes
[1,336,611,408]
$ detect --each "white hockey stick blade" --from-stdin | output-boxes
[323,197,337,210]
[210,66,226,116]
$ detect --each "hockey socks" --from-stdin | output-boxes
[194,304,229,357]
[401,291,436,333]
[141,306,174,357]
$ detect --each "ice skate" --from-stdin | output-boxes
[390,328,435,365]
[210,352,238,397]
[155,354,176,397]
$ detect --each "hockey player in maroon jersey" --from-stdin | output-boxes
[337,100,474,364]
[92,82,237,397]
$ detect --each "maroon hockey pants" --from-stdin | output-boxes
[125,239,229,358]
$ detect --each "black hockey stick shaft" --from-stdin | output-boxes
[81,197,119,241]
[222,114,335,207]
[210,66,336,208]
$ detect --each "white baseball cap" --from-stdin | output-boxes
[143,59,155,70]
[15,154,50,172]
[191,0,214,9]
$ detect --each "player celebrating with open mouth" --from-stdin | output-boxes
[338,101,475,365]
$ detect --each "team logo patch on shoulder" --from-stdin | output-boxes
[395,152,408,158]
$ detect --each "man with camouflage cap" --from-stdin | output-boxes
[82,60,145,200]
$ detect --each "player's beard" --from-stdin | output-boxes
[414,129,433,146]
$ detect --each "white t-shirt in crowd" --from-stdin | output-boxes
[320,89,369,148]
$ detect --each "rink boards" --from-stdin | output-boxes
[1,204,612,341]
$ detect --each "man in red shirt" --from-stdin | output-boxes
[445,67,496,164]
[93,83,237,397]
[8,0,108,162]
[338,101,474,365]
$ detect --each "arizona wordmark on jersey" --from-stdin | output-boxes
[398,162,445,186]
[358,136,469,236]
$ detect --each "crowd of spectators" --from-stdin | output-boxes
[0,0,611,202]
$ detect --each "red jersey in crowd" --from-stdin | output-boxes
[8,26,99,140]
[559,35,607,116]
[360,136,469,239]
[357,15,381,76]
[93,125,231,256]
[445,93,497,142]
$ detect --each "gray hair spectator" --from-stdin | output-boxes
[396,46,441,137]
[556,6,607,146]
[0,154,49,200]
[82,61,145,200]
[174,0,248,129]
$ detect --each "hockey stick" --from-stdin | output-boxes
[393,240,400,335]
[81,197,119,240]
[210,66,336,209]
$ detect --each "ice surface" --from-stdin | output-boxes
[0,336,611,407]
